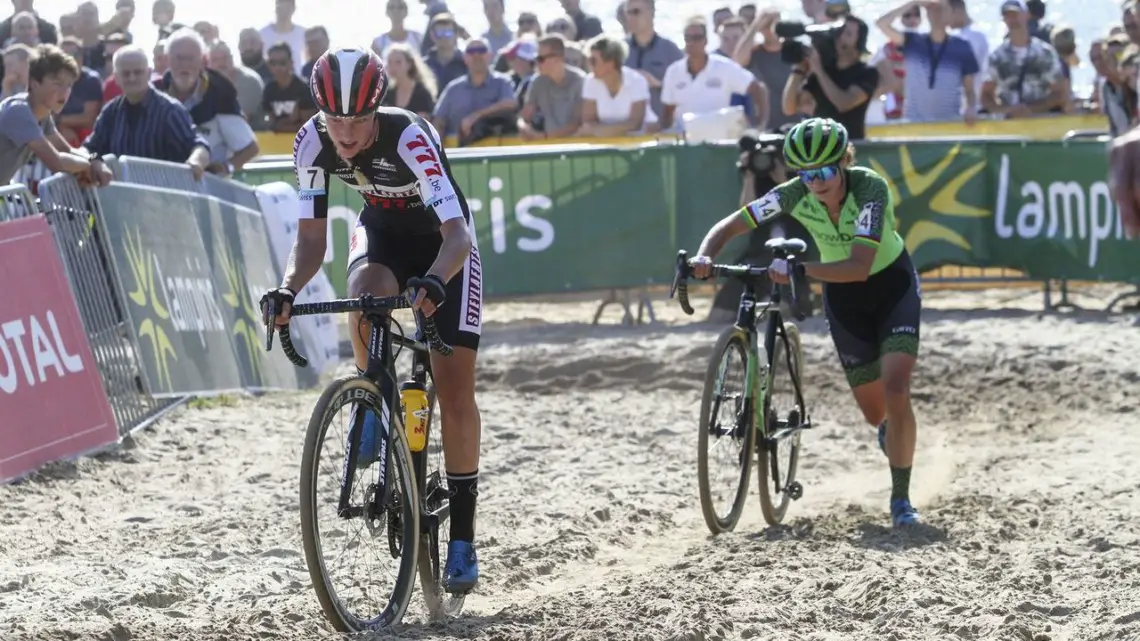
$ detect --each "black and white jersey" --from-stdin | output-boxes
[291,107,471,234]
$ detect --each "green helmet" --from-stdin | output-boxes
[783,118,849,170]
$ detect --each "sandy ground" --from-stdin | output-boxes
[2,283,1140,641]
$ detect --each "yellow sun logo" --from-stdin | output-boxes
[867,144,989,259]
[122,226,177,393]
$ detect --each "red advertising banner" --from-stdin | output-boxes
[0,215,118,482]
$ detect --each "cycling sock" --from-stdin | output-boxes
[890,465,911,502]
[447,470,479,543]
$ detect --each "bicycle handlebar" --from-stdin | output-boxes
[263,292,454,369]
[669,249,806,322]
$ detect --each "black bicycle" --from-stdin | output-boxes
[263,281,463,632]
[670,238,814,533]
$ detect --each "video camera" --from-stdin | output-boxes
[736,129,786,176]
[774,19,845,67]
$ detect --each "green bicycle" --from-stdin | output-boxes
[670,238,814,533]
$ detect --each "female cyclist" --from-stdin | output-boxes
[690,117,923,528]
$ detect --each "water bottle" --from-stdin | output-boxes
[400,381,429,452]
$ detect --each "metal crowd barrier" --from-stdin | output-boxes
[0,183,36,221]
[35,174,184,436]
[111,155,264,210]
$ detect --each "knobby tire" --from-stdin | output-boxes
[697,326,757,534]
[757,322,805,526]
[299,375,421,632]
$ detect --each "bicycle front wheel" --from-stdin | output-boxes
[757,322,805,526]
[697,326,757,534]
[299,375,421,632]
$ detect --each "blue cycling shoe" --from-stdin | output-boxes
[350,405,384,469]
[890,498,920,527]
[443,540,479,594]
[877,421,888,457]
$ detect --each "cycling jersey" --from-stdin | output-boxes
[736,165,919,388]
[292,107,471,234]
[290,107,483,352]
[737,166,904,275]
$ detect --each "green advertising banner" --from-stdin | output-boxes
[99,184,315,397]
[99,185,244,397]
[237,139,1138,298]
[449,146,677,296]
[982,142,1135,283]
[193,197,316,391]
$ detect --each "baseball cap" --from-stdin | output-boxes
[503,37,538,62]
[464,38,490,54]
[1000,0,1028,13]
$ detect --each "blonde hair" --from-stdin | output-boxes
[840,143,856,167]
[588,34,628,68]
[386,42,438,99]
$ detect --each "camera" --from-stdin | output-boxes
[775,19,844,67]
[737,129,785,176]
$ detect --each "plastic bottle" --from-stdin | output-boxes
[400,381,429,452]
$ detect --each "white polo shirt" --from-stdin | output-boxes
[660,53,756,118]
[582,67,659,126]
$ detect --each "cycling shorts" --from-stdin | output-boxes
[346,213,483,352]
[822,250,921,388]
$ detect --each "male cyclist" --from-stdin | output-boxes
[259,47,483,592]
[690,117,923,528]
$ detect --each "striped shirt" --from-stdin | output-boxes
[901,31,979,123]
[83,87,209,162]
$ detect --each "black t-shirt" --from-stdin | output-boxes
[381,82,436,117]
[802,61,879,140]
[262,76,314,124]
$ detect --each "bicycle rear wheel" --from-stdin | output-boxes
[697,326,757,534]
[299,375,420,632]
[757,322,805,526]
[414,384,466,620]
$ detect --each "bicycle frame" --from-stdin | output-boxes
[263,294,453,524]
[670,247,811,454]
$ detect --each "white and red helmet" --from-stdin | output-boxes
[309,47,388,117]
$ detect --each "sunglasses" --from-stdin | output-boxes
[536,53,560,63]
[798,164,840,183]
[465,46,489,55]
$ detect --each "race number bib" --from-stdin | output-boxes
[746,192,781,224]
[855,202,882,238]
[297,167,327,199]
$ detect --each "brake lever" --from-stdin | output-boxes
[264,299,277,352]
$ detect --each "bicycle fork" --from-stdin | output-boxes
[337,318,398,523]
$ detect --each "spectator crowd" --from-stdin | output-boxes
[0,0,1132,192]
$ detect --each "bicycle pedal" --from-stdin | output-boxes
[786,481,803,501]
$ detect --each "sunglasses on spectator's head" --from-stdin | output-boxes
[465,45,489,55]
[798,165,840,183]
